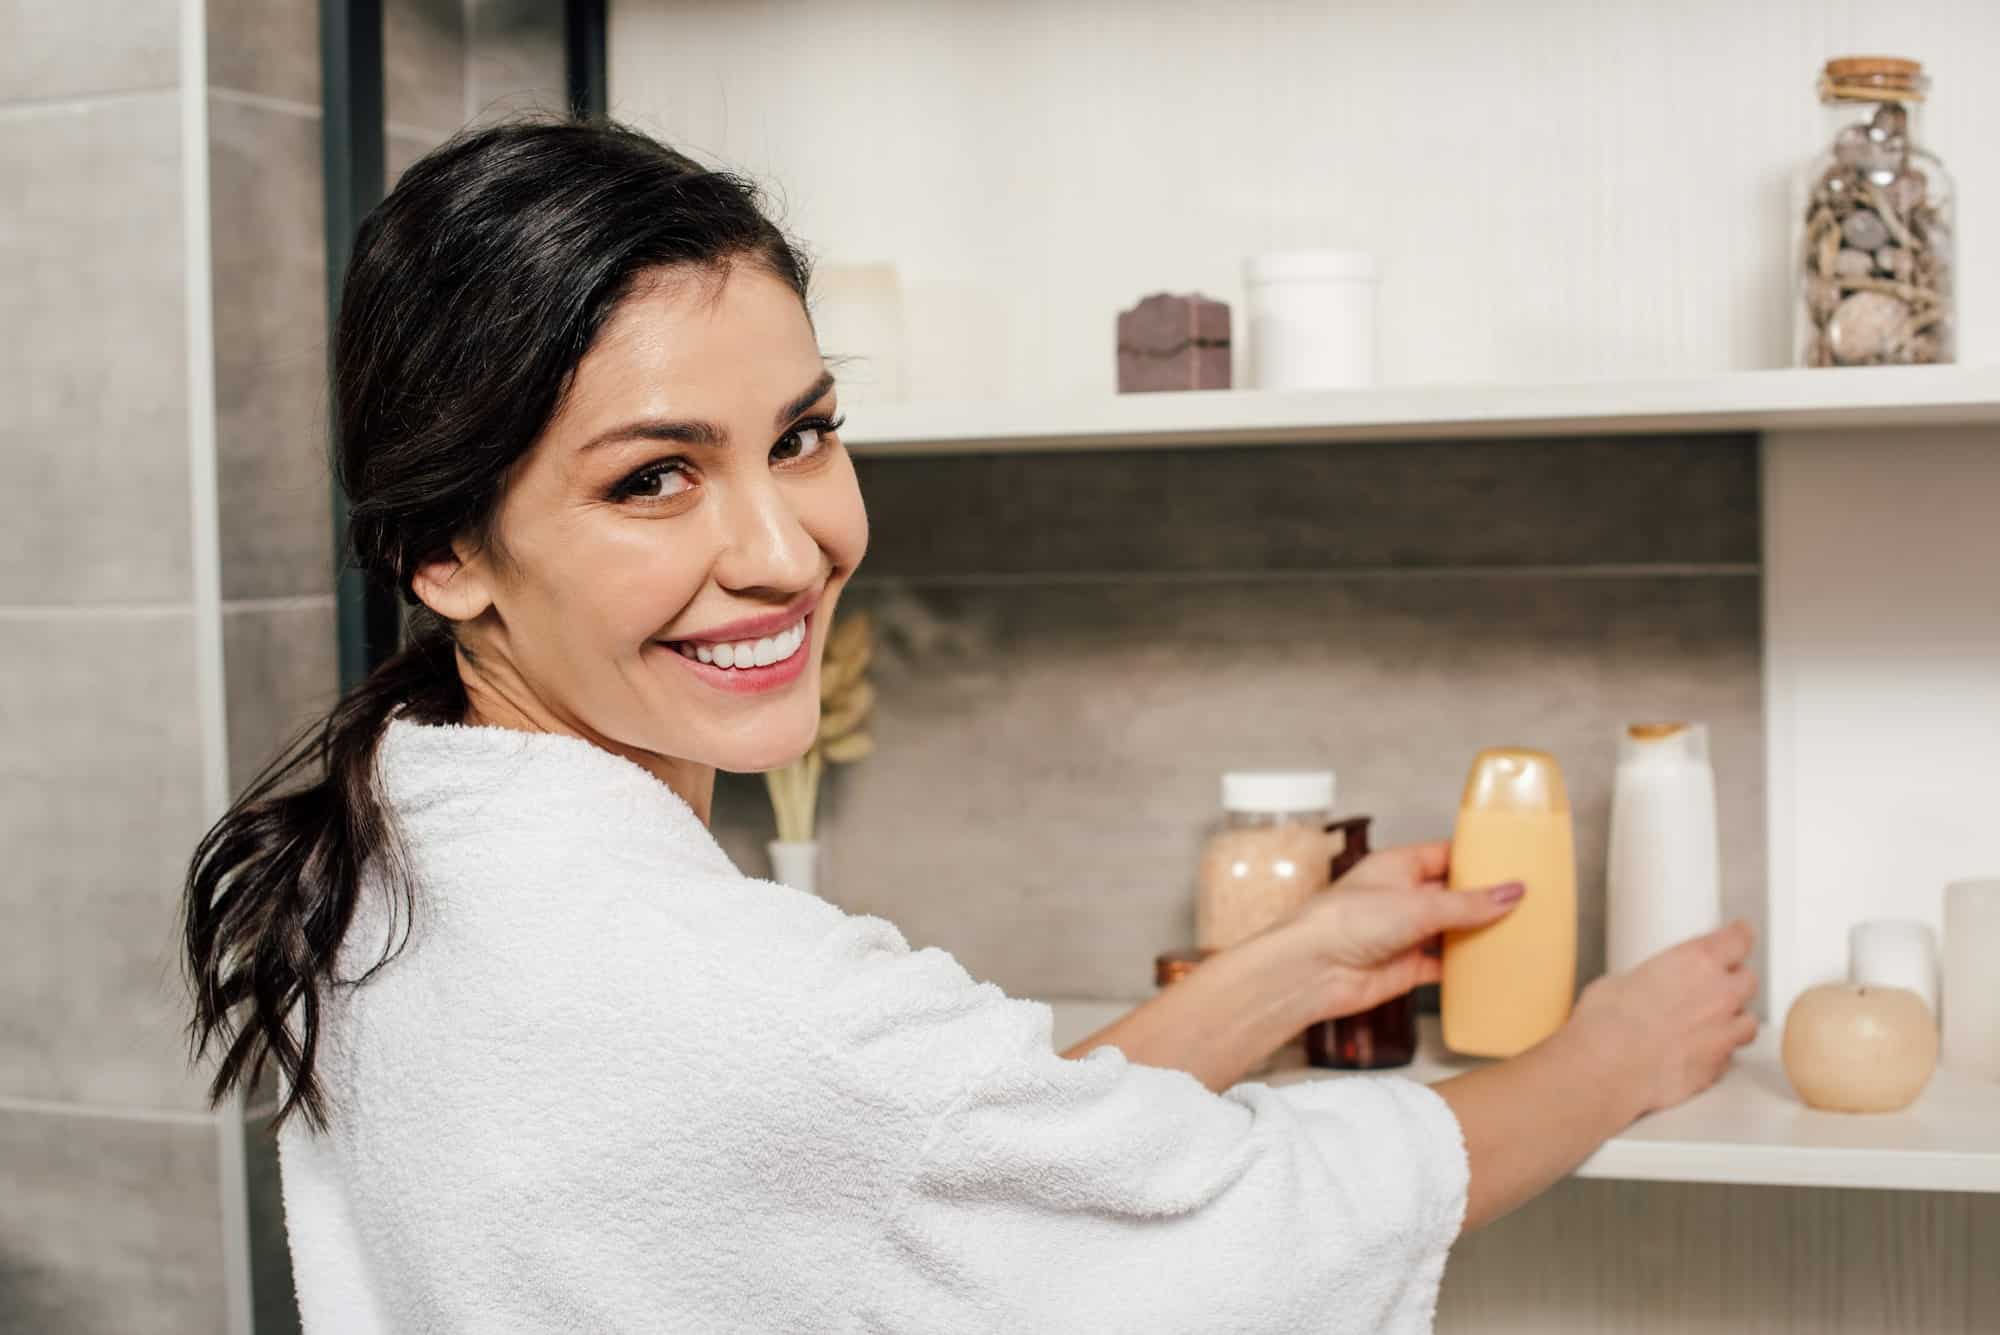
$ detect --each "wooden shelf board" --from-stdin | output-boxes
[1045,1003,2000,1194]
[845,365,2000,457]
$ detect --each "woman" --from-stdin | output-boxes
[183,119,1757,1334]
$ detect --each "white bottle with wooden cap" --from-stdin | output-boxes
[1606,722,1723,976]
[1443,748,1577,1057]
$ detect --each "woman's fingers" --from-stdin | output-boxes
[1403,840,1452,884]
[1410,951,1444,986]
[1697,918,1756,969]
[1417,882,1525,938]
[1729,966,1760,1009]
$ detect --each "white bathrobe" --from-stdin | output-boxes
[277,715,1470,1334]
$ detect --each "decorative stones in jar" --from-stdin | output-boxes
[1797,57,1955,368]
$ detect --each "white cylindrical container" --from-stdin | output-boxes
[1243,251,1378,390]
[1605,722,1722,975]
[1942,879,2000,1081]
[1849,918,1940,1015]
[767,839,820,896]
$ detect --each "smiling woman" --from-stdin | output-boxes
[408,261,867,788]
[179,118,1754,1335]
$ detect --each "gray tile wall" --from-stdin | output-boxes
[0,1106,226,1335]
[5,0,527,1329]
[708,435,1769,1004]
[467,0,567,124]
[0,4,227,1330]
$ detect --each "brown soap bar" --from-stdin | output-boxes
[1116,292,1230,392]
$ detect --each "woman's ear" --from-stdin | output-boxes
[409,541,494,624]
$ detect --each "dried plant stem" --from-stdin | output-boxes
[802,750,823,841]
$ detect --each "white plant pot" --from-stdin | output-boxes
[767,839,820,896]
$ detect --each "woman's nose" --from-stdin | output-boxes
[710,474,822,592]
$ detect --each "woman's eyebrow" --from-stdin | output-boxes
[576,370,838,454]
[774,369,837,427]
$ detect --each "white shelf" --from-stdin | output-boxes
[1045,1003,2000,1194]
[845,365,2000,456]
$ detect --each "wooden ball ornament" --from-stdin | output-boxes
[1781,982,1937,1114]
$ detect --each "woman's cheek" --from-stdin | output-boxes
[816,454,870,571]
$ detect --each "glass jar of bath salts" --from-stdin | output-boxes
[1197,771,1342,953]
[1194,771,1353,1074]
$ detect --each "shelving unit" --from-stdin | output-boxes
[1045,1003,2000,1194]
[843,364,2000,457]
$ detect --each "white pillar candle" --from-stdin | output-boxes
[1942,879,2000,1082]
[1848,918,1939,1015]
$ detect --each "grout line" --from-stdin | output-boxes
[0,1093,217,1127]
[859,563,1763,589]
[204,89,458,154]
[207,85,320,122]
[0,85,178,119]
[0,603,191,619]
[181,5,253,1332]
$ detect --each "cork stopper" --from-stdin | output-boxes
[1820,56,1927,104]
[1627,722,1689,741]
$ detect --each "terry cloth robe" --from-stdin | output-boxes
[275,714,1470,1334]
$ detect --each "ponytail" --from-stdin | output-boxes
[182,619,463,1131]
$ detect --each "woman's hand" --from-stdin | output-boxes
[1564,919,1761,1117]
[1436,920,1760,1233]
[1266,840,1525,1024]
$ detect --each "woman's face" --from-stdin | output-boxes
[425,260,868,775]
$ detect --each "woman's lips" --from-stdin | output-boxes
[668,585,823,647]
[656,612,812,695]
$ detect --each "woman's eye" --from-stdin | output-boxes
[773,414,844,463]
[617,462,694,503]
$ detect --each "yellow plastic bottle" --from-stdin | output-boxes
[1442,747,1577,1057]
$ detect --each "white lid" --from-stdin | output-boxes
[1244,251,1379,283]
[1221,770,1336,814]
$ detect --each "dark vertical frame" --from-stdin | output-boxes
[321,0,397,690]
[565,0,608,120]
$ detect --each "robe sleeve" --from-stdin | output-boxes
[810,912,1470,1335]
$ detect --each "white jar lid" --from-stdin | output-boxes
[1244,251,1379,283]
[1221,770,1336,814]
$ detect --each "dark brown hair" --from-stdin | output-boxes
[182,118,812,1131]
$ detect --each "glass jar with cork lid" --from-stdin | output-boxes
[1797,56,1955,367]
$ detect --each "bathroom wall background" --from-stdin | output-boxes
[2,1,563,1330]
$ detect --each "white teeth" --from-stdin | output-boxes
[680,618,808,670]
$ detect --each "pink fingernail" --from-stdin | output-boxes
[1489,881,1526,905]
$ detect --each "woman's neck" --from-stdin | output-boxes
[455,655,719,825]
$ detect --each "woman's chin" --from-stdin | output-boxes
[716,722,820,776]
